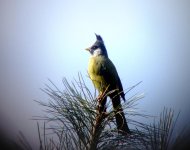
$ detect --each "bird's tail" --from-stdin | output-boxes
[110,93,131,134]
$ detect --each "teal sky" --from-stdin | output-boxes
[0,0,189,146]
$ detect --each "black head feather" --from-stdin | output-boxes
[91,33,108,57]
[95,33,104,43]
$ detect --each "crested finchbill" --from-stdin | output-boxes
[85,34,131,134]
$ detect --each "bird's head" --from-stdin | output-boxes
[85,33,108,57]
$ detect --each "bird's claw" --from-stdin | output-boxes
[97,94,103,102]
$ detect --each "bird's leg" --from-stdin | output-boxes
[97,85,110,101]
[96,86,110,118]
[97,96,107,113]
[96,92,108,119]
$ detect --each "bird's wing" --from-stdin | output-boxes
[117,75,126,101]
[100,57,125,101]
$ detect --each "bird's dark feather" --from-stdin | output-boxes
[90,55,125,101]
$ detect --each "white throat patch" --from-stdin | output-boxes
[92,48,102,57]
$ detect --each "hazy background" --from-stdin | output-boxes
[0,0,189,147]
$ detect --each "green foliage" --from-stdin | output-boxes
[34,74,146,149]
[16,74,190,150]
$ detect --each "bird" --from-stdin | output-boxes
[85,33,130,134]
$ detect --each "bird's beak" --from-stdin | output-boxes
[85,47,90,51]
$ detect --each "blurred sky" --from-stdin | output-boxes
[0,0,190,146]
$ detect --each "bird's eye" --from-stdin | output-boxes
[92,46,97,50]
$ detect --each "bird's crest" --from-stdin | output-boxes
[95,33,104,43]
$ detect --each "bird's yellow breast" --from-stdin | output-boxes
[88,56,107,92]
[88,55,118,93]
[88,56,103,75]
